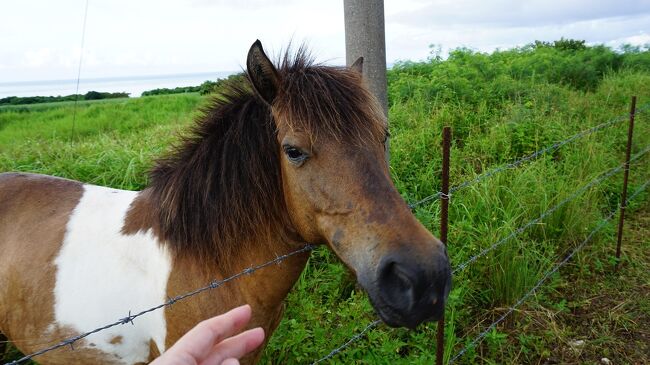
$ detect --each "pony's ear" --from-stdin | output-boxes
[247,40,280,105]
[350,56,364,74]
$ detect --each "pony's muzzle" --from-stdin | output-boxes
[375,246,451,328]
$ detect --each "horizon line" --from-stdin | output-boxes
[0,70,241,87]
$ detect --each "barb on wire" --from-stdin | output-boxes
[448,178,650,364]
[310,319,382,364]
[408,105,650,209]
[4,245,314,365]
[452,143,650,275]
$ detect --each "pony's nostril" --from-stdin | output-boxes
[378,259,420,311]
[370,243,453,329]
[376,250,452,327]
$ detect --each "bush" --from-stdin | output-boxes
[388,39,650,111]
[141,73,245,97]
[0,91,129,106]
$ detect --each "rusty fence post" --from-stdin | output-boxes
[436,126,451,365]
[615,96,637,271]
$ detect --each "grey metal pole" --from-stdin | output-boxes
[344,0,388,162]
[343,0,388,117]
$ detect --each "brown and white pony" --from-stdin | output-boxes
[0,41,451,364]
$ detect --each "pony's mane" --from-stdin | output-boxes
[273,46,387,146]
[148,46,386,266]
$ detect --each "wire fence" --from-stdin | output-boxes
[305,103,648,364]
[310,320,383,365]
[408,103,650,209]
[307,147,650,364]
[3,103,647,365]
[452,144,650,275]
[447,178,650,364]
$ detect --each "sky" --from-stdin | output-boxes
[1,0,650,83]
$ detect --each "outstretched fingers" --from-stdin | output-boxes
[200,327,265,365]
[165,304,257,362]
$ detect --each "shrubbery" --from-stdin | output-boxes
[388,39,650,108]
[0,91,129,106]
[1,73,246,106]
[140,85,201,96]
[141,73,245,96]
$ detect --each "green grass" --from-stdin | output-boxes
[1,44,650,364]
[0,94,202,189]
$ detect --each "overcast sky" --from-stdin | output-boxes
[1,0,650,83]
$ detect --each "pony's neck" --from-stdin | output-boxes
[123,187,303,275]
[123,188,310,358]
[123,87,312,346]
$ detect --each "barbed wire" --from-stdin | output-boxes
[452,143,650,275]
[447,178,650,364]
[310,319,382,364]
[408,104,649,209]
[308,146,650,364]
[3,245,315,365]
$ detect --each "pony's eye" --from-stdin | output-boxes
[283,145,308,165]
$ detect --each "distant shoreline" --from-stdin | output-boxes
[0,71,236,87]
[0,71,237,99]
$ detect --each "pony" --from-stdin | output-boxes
[0,40,451,364]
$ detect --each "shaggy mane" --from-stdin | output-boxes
[148,46,387,265]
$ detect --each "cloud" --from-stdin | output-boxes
[389,0,650,28]
[1,0,649,83]
[189,0,298,8]
[384,1,650,64]
[606,32,650,48]
[24,48,55,68]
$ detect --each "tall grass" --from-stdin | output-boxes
[1,43,649,364]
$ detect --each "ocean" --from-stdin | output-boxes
[0,71,237,98]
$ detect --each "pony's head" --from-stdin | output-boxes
[247,40,451,328]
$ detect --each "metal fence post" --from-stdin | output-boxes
[614,96,637,271]
[436,126,451,365]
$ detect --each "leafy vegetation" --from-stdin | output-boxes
[0,91,129,106]
[1,41,649,364]
[140,73,245,96]
[1,74,245,107]
[140,85,202,96]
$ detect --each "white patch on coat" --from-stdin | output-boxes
[52,184,172,364]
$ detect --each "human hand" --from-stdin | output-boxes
[150,304,265,365]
